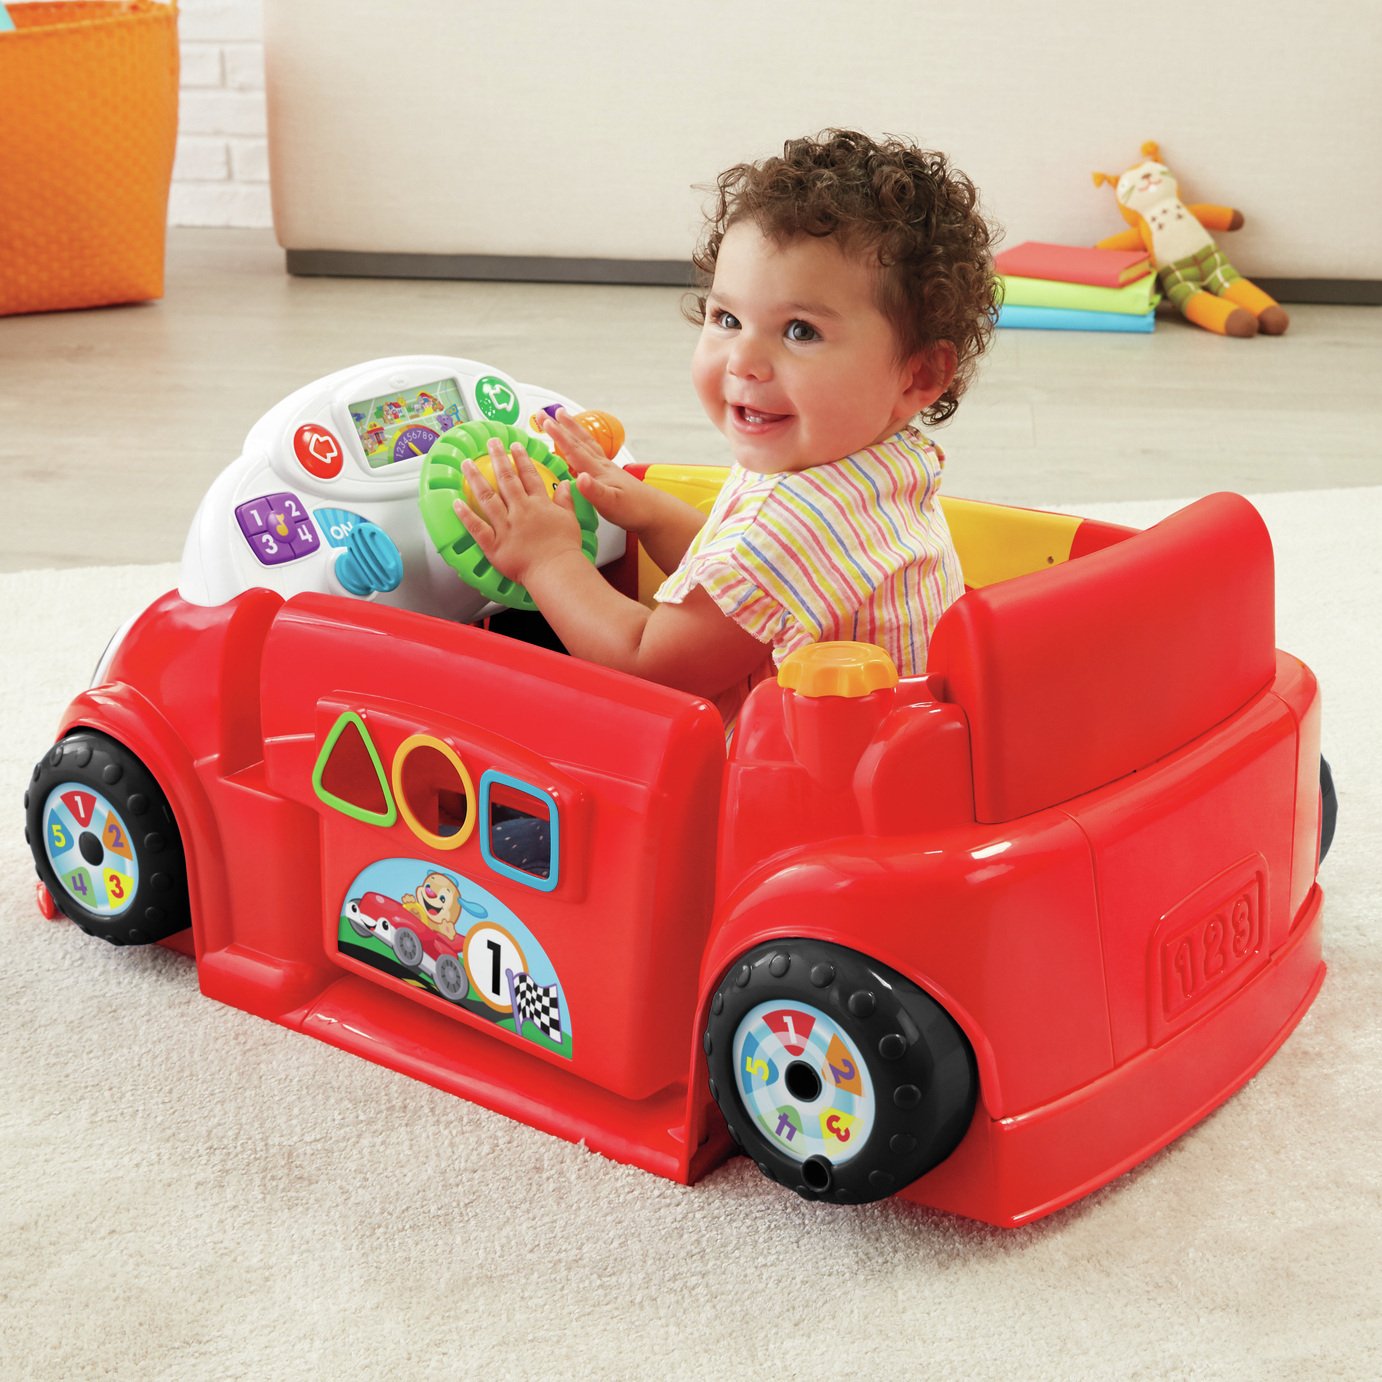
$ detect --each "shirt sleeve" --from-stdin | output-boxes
[661,541,804,651]
[654,433,955,668]
[656,474,857,663]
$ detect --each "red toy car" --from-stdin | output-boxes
[24,466,1330,1226]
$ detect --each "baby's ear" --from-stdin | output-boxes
[905,342,956,411]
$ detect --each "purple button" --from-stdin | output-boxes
[236,492,321,566]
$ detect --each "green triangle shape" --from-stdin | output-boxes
[312,711,397,827]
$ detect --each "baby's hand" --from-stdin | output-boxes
[453,438,586,587]
[541,409,650,534]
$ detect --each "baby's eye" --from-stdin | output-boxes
[785,320,819,342]
[710,308,741,330]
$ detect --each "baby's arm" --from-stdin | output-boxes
[541,410,705,576]
[456,441,769,697]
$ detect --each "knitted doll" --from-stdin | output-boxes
[1093,141,1288,337]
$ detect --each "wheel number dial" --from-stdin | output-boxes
[42,784,139,919]
[733,1000,876,1165]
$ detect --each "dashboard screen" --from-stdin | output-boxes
[349,378,470,469]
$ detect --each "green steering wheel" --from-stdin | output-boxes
[419,420,600,611]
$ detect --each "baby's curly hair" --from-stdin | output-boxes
[689,130,1001,426]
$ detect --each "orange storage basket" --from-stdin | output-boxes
[0,1,179,316]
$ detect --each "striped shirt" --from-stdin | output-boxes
[657,427,963,712]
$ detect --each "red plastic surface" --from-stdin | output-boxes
[929,492,1277,822]
[43,491,1325,1226]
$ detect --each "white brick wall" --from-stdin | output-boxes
[168,0,272,228]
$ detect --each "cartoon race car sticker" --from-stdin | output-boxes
[338,857,570,1056]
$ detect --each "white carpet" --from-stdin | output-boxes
[2,490,1379,1381]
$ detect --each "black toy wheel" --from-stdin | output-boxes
[1319,756,1337,864]
[393,926,424,971]
[704,940,977,1204]
[25,730,190,946]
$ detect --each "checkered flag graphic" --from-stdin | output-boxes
[506,968,563,1044]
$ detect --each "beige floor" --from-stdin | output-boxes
[2,227,1379,572]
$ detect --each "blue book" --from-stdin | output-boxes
[998,303,1156,333]
[0,6,15,34]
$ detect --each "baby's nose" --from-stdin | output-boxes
[728,334,772,380]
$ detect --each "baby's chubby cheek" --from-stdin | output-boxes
[691,334,734,423]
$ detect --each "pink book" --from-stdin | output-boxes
[995,241,1153,288]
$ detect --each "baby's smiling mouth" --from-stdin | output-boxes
[732,404,790,428]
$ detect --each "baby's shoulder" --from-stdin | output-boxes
[785,429,947,497]
[871,426,946,472]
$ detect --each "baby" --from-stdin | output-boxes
[455,130,999,721]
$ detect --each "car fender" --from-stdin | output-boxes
[698,814,1116,1121]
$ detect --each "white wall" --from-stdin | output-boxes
[263,0,1381,281]
[169,0,270,227]
[41,0,1373,271]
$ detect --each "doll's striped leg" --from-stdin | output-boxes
[1163,258,1257,337]
[1202,250,1290,336]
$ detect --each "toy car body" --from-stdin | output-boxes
[25,365,1327,1227]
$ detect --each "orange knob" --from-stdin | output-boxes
[778,642,899,698]
[572,410,625,460]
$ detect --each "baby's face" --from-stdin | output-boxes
[692,222,937,474]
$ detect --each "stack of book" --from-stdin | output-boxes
[994,242,1161,333]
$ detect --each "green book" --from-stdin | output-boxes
[999,273,1161,316]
